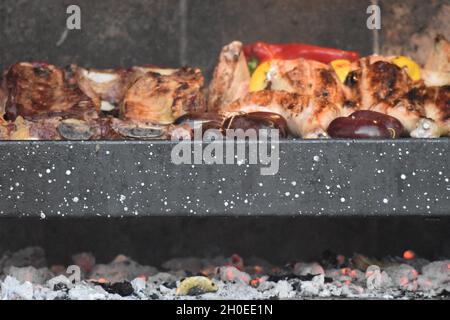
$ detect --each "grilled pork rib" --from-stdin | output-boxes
[4,62,100,122]
[1,63,206,140]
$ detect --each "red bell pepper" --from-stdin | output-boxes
[243,42,360,65]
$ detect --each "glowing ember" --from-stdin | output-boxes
[403,250,415,260]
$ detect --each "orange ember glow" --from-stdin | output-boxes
[341,268,351,275]
[403,250,415,260]
[225,269,234,281]
[253,266,264,274]
[399,277,409,287]
[97,278,108,284]
[250,278,261,287]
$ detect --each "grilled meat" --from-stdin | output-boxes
[4,62,100,122]
[410,86,450,137]
[121,67,206,125]
[208,41,251,112]
[75,67,134,112]
[220,90,340,138]
[75,65,181,113]
[422,35,450,87]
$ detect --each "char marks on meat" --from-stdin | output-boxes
[5,62,100,122]
[208,41,251,112]
[122,67,205,124]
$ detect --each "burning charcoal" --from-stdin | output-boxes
[268,273,333,283]
[0,247,47,270]
[162,281,178,289]
[273,280,295,299]
[53,283,69,292]
[130,277,146,295]
[384,264,419,291]
[365,265,392,290]
[68,284,108,300]
[47,275,74,291]
[0,276,34,300]
[50,265,67,276]
[298,275,326,296]
[228,254,245,271]
[5,266,53,285]
[293,262,325,276]
[149,293,160,300]
[175,276,218,296]
[148,272,183,285]
[351,253,384,270]
[88,255,157,283]
[72,252,96,274]
[417,260,450,293]
[218,266,251,284]
[161,257,203,275]
[98,281,134,297]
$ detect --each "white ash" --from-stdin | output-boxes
[0,247,449,300]
[89,254,158,282]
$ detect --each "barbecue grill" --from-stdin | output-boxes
[0,0,449,300]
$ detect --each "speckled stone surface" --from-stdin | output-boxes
[0,140,448,217]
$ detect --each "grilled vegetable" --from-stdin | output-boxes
[244,42,360,64]
[222,112,288,138]
[392,56,421,82]
[350,110,406,138]
[327,117,392,139]
[249,61,272,92]
[247,57,260,75]
[331,59,352,83]
[172,112,223,138]
[327,110,405,139]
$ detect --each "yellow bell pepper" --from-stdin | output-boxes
[330,59,352,83]
[392,56,421,81]
[249,60,272,92]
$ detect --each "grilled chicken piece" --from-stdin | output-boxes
[422,35,450,87]
[4,62,100,122]
[341,56,449,136]
[220,90,340,138]
[269,58,347,109]
[350,56,423,133]
[409,86,450,138]
[208,41,251,112]
[121,67,205,124]
[222,58,349,137]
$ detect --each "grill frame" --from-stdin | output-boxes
[0,139,448,217]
